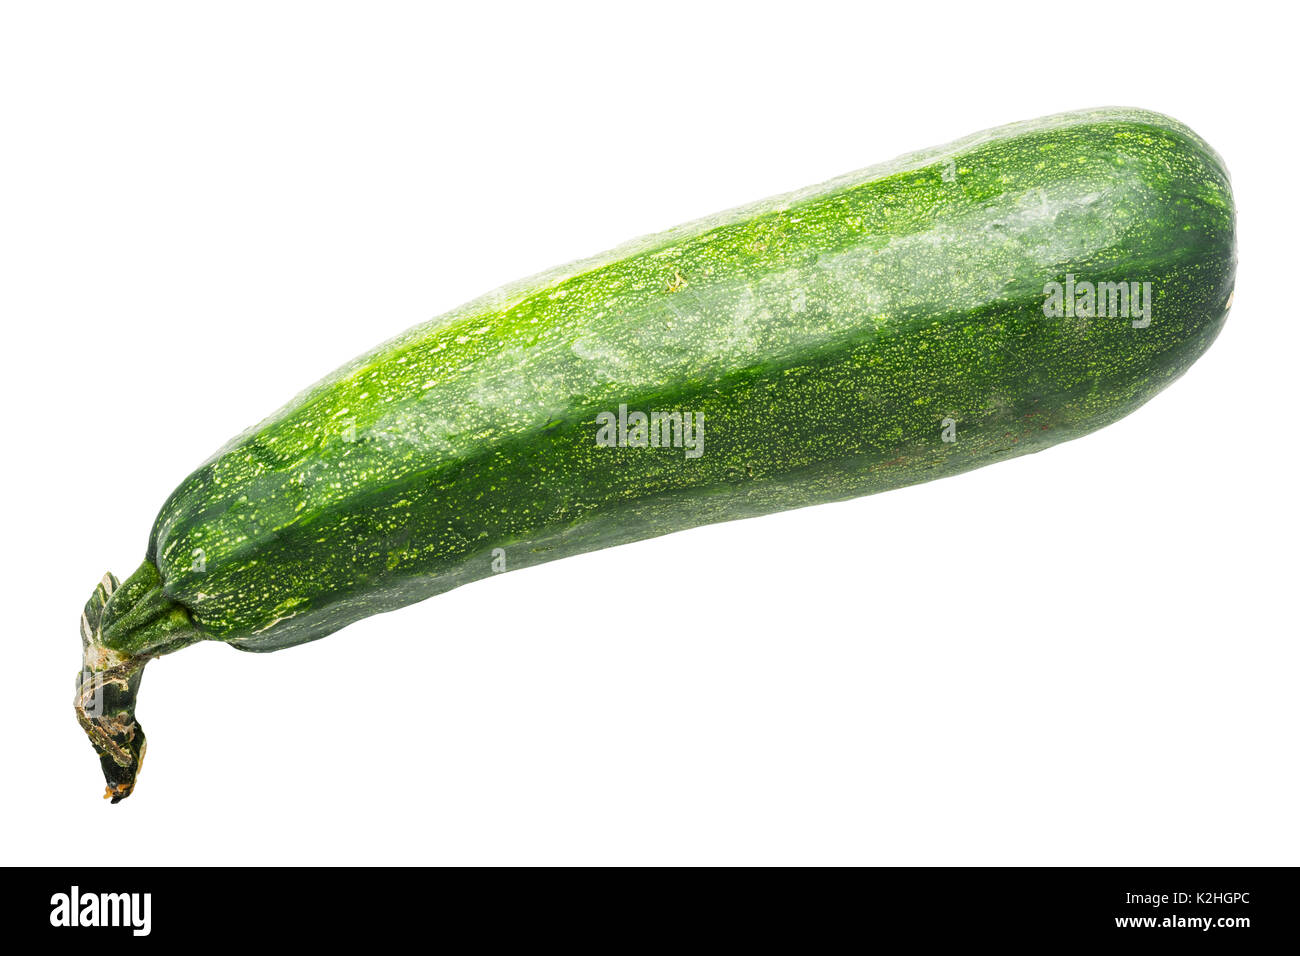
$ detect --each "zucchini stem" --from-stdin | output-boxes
[76,564,200,802]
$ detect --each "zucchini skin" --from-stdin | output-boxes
[108,108,1234,656]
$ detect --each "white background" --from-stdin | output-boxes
[1,2,1295,866]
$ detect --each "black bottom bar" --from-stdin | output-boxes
[15,867,1297,944]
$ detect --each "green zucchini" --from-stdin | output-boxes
[79,107,1236,800]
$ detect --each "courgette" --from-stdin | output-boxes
[78,108,1236,800]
